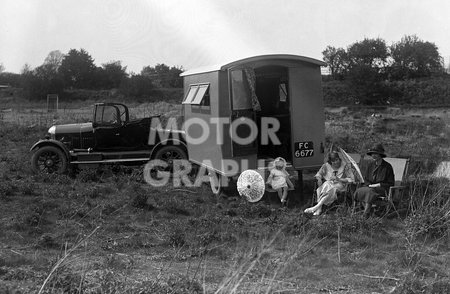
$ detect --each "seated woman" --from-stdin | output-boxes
[353,143,394,218]
[304,151,355,215]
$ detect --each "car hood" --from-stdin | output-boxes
[54,122,93,134]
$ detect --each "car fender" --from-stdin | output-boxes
[30,139,71,161]
[150,139,188,159]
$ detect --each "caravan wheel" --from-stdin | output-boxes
[208,170,222,195]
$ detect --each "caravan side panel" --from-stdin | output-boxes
[183,71,223,173]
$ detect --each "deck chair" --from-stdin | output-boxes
[376,157,410,213]
[355,156,410,216]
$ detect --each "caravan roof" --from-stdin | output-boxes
[180,54,326,77]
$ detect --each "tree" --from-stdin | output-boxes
[346,38,389,104]
[347,38,389,70]
[59,48,97,88]
[322,46,348,80]
[0,63,4,74]
[141,63,183,88]
[120,74,156,98]
[98,61,128,89]
[20,63,64,100]
[43,50,65,74]
[21,63,33,75]
[389,35,443,79]
[0,72,21,87]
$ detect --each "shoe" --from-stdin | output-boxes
[304,207,315,214]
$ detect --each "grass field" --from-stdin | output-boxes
[0,100,449,293]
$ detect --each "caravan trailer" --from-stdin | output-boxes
[181,54,326,195]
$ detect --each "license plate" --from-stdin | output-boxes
[294,141,314,158]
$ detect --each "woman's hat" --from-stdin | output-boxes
[367,144,387,158]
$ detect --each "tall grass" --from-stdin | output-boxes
[0,104,449,293]
[406,177,450,239]
[0,100,182,127]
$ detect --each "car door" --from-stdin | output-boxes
[93,105,126,150]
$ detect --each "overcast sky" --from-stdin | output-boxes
[1,0,450,74]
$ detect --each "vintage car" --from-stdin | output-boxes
[30,103,188,174]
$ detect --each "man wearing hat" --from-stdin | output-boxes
[354,144,395,217]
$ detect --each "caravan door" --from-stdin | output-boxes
[288,65,325,169]
[229,69,258,157]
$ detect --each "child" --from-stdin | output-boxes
[266,157,294,206]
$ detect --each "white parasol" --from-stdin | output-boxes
[237,169,265,202]
[337,147,364,183]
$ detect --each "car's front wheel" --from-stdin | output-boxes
[31,146,68,174]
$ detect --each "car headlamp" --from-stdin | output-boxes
[46,126,56,139]
[48,126,56,134]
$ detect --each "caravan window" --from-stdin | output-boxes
[231,70,252,110]
[183,85,198,104]
[182,84,210,106]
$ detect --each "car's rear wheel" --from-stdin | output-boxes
[31,146,68,174]
[153,145,188,173]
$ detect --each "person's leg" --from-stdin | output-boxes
[363,201,371,218]
[281,188,288,206]
[277,189,283,202]
[313,193,333,215]
[305,182,330,213]
[304,193,332,215]
[354,186,378,217]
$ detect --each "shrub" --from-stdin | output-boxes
[37,233,58,248]
[77,168,99,182]
[323,76,450,106]
[405,178,450,240]
[167,275,203,294]
[161,197,191,216]
[168,227,187,247]
[131,193,155,211]
[0,181,16,198]
[235,201,273,218]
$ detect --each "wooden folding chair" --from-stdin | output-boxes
[355,156,410,217]
[376,157,410,214]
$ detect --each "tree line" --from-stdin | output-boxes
[322,35,449,105]
[0,34,449,105]
[0,49,183,101]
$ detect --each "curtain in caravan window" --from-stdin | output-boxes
[231,70,252,110]
[231,69,261,111]
[244,67,261,112]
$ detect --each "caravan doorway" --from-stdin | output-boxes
[255,66,292,162]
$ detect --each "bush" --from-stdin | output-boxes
[62,88,120,101]
[168,227,187,247]
[406,178,450,239]
[167,275,203,294]
[323,75,450,106]
[77,168,99,182]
